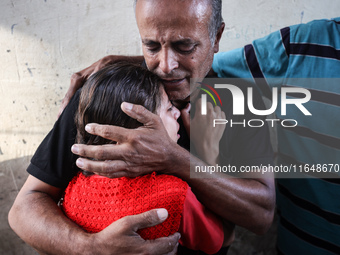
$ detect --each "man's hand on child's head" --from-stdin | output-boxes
[71,102,181,178]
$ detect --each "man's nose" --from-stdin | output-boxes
[159,49,179,74]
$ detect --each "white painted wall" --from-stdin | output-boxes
[0,0,339,162]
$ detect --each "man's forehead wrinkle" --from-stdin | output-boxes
[140,17,201,45]
[139,10,210,43]
[142,11,196,27]
[141,27,196,44]
[137,0,211,26]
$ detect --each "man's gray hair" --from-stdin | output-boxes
[209,0,223,44]
[133,0,223,44]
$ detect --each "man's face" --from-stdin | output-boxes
[136,0,222,103]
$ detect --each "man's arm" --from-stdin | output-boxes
[8,175,180,255]
[71,103,275,235]
[171,155,275,235]
[59,55,144,117]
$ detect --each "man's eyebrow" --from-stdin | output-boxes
[142,39,158,45]
[173,39,197,45]
[142,38,198,45]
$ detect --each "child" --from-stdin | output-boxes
[62,63,227,254]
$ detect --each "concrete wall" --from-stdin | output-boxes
[0,0,339,162]
[0,0,339,254]
[0,0,141,162]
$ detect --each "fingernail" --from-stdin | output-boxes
[71,145,79,154]
[76,158,84,168]
[157,208,168,221]
[122,102,133,110]
[85,124,93,132]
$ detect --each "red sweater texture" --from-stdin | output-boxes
[62,172,223,254]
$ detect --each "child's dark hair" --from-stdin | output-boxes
[75,62,162,146]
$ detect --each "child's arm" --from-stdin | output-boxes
[179,187,234,254]
[180,101,234,253]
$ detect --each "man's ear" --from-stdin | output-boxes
[214,22,225,53]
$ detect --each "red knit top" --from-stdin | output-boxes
[62,172,224,254]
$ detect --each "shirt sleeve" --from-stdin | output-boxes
[178,187,224,254]
[27,90,80,189]
[212,27,291,96]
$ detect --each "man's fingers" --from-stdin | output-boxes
[70,72,86,88]
[93,170,133,179]
[221,110,226,119]
[145,234,180,255]
[121,102,159,126]
[165,243,179,255]
[135,208,168,230]
[58,71,89,119]
[75,156,148,177]
[122,209,169,231]
[110,209,180,254]
[75,156,128,171]
[84,123,130,142]
[72,143,125,159]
